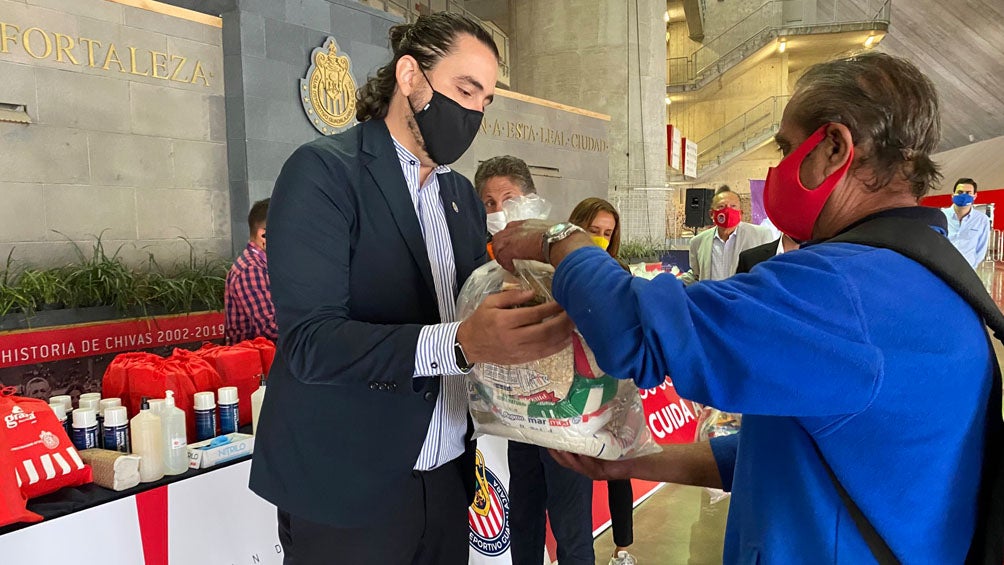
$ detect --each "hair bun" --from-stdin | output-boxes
[388,23,411,51]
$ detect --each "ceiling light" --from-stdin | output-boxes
[777,39,786,53]
[864,34,876,47]
[665,96,672,105]
[664,11,670,22]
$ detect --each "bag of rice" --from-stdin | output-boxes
[457,259,660,460]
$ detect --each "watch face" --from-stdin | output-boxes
[546,223,568,237]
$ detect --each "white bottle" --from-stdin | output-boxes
[161,391,189,475]
[131,398,164,482]
[250,374,267,435]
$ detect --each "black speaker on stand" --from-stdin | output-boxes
[685,188,715,230]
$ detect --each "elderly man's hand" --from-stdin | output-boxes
[491,219,551,271]
[456,289,574,365]
[548,450,635,481]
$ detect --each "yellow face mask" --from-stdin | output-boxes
[591,235,610,251]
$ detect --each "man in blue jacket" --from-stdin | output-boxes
[493,52,990,563]
[250,13,572,564]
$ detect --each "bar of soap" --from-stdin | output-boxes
[78,449,141,491]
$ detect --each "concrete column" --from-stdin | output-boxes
[510,0,667,192]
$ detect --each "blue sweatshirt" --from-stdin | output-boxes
[553,236,988,563]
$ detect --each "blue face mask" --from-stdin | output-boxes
[952,193,975,207]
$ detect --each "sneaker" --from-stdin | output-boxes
[608,550,638,565]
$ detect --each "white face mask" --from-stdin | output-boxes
[486,211,507,235]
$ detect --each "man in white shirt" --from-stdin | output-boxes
[681,187,776,283]
[943,177,991,268]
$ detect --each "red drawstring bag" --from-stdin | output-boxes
[102,352,162,410]
[196,344,262,427]
[166,349,224,437]
[0,388,92,503]
[126,355,199,439]
[236,337,276,376]
[0,394,42,527]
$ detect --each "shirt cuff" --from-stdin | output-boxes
[414,322,463,377]
[709,433,740,493]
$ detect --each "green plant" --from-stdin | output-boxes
[18,268,70,309]
[136,238,227,313]
[617,238,664,261]
[56,232,138,311]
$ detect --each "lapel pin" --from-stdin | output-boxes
[452,201,459,213]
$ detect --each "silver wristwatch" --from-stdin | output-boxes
[542,222,586,264]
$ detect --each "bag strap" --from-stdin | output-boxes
[818,216,1004,565]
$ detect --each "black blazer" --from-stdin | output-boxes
[736,238,781,274]
[249,119,488,527]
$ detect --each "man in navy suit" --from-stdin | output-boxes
[249,13,573,565]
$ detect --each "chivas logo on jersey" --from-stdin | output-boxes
[468,450,511,556]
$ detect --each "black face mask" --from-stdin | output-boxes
[409,71,483,165]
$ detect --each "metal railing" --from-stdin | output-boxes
[667,0,890,87]
[695,94,790,174]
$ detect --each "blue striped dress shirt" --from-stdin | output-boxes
[392,138,469,471]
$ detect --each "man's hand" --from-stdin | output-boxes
[456,289,574,365]
[548,450,635,481]
[491,219,550,271]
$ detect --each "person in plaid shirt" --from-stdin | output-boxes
[225,198,277,345]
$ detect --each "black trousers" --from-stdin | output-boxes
[507,441,594,565]
[276,458,470,565]
[607,479,634,547]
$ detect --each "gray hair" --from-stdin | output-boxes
[790,51,941,199]
[474,155,537,197]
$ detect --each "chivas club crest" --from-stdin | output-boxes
[300,37,357,135]
[468,450,511,556]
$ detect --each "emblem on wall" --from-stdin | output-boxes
[300,37,357,135]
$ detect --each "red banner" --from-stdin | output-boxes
[0,312,224,369]
[640,377,700,444]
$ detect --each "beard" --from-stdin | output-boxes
[405,92,432,162]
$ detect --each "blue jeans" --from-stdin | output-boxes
[507,441,594,565]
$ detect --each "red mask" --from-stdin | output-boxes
[712,207,741,229]
[764,124,853,241]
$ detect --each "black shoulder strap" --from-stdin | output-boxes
[818,216,1004,565]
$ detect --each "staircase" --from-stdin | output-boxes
[667,0,890,92]
[695,95,789,178]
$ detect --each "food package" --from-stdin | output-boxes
[457,260,660,461]
[78,449,141,491]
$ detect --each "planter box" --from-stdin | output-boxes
[0,304,218,332]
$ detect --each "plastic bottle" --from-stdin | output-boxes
[78,398,100,413]
[79,392,101,407]
[161,391,189,475]
[50,402,71,437]
[193,391,217,441]
[250,374,266,435]
[50,395,72,413]
[103,406,131,453]
[148,398,166,417]
[217,387,239,434]
[96,398,122,449]
[131,398,164,482]
[71,409,99,451]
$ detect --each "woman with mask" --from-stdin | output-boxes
[569,198,636,565]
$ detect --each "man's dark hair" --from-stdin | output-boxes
[474,155,537,197]
[790,52,942,199]
[248,198,269,236]
[715,184,732,195]
[954,177,978,193]
[356,12,499,122]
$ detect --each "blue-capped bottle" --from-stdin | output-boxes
[193,391,217,441]
[217,386,239,435]
[103,406,131,453]
[71,408,99,451]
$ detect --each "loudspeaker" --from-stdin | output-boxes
[685,188,715,228]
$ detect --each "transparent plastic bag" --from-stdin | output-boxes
[457,259,660,461]
[696,407,742,503]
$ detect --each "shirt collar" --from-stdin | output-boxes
[714,224,739,243]
[391,136,451,179]
[247,243,266,263]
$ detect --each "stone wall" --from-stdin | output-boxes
[221,0,401,255]
[0,0,228,267]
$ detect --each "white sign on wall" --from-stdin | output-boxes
[668,125,683,171]
[683,138,698,178]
